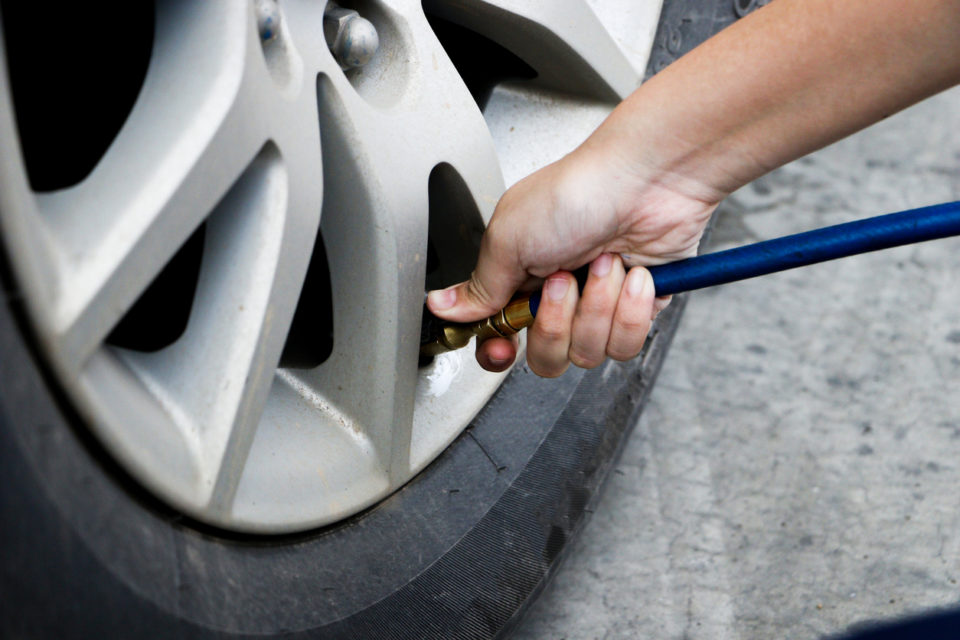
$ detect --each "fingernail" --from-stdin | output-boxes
[626,268,648,297]
[590,253,612,278]
[427,287,456,310]
[488,356,510,367]
[545,276,570,301]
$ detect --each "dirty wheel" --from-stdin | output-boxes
[0,0,739,637]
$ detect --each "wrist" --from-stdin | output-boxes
[579,89,741,209]
[573,96,735,217]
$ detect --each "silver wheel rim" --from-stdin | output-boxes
[0,0,662,534]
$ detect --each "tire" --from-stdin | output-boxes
[0,1,742,637]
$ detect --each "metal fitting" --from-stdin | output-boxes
[419,295,536,357]
[255,0,282,42]
[324,2,380,69]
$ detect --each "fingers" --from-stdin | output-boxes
[475,335,518,373]
[569,254,625,368]
[606,267,656,361]
[520,259,657,377]
[467,257,658,375]
[527,271,579,378]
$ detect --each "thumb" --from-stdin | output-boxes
[426,248,527,323]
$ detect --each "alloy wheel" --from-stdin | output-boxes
[0,0,661,533]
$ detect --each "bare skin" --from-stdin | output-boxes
[427,0,960,377]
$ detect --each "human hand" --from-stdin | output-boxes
[429,0,960,378]
[425,140,720,377]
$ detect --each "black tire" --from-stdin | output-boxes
[0,2,742,637]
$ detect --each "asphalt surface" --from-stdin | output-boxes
[513,87,960,639]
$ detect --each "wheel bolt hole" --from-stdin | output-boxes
[255,0,301,91]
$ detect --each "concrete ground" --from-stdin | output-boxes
[513,87,960,639]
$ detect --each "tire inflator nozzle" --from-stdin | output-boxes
[420,296,536,357]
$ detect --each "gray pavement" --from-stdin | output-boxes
[513,87,960,639]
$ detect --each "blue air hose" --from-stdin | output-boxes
[529,200,960,316]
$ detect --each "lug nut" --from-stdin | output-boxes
[255,0,282,42]
[324,2,379,69]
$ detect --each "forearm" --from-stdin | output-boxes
[590,0,960,201]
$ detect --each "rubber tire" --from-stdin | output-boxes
[0,2,740,637]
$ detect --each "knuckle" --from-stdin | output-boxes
[483,216,508,243]
[527,342,571,378]
[577,295,616,319]
[607,344,641,362]
[534,320,568,344]
[465,272,495,308]
[529,359,569,379]
[569,347,603,369]
[480,219,513,264]
[615,311,651,335]
[616,318,650,337]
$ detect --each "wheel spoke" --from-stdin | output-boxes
[285,29,506,480]
[40,3,275,369]
[423,0,641,100]
[115,142,321,510]
[290,75,427,480]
